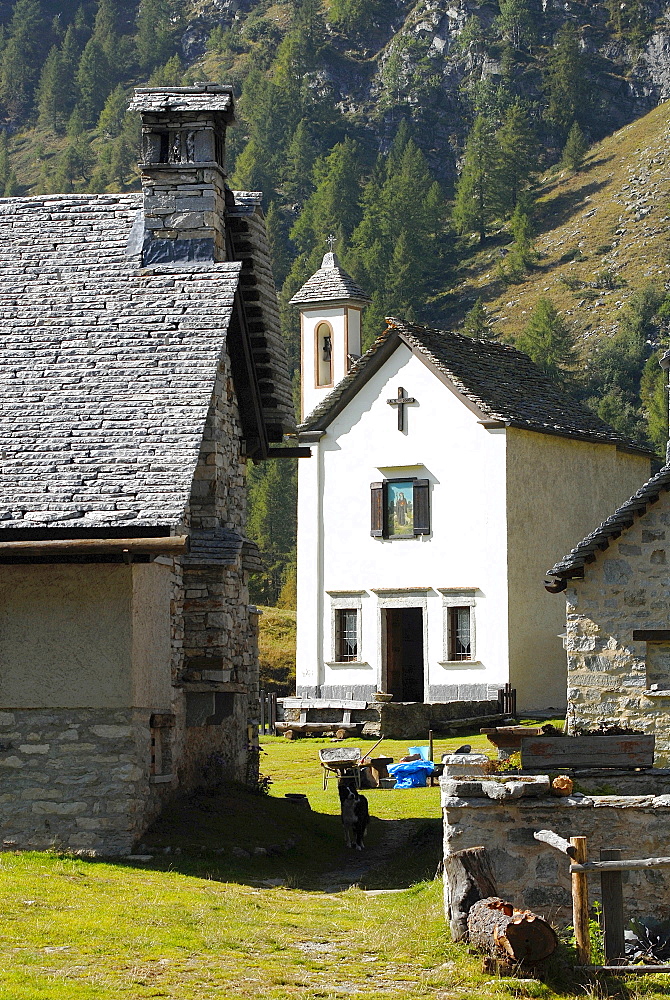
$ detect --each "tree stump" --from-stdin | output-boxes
[467,897,558,964]
[444,846,497,942]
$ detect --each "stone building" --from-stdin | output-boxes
[292,259,653,713]
[546,463,670,756]
[0,85,294,855]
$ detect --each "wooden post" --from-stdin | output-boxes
[260,689,265,736]
[429,729,434,761]
[571,836,591,965]
[271,692,277,735]
[600,848,625,964]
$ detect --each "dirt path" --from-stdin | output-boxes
[317,818,434,892]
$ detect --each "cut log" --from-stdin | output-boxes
[443,847,497,942]
[467,897,558,964]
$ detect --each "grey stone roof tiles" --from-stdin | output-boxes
[300,317,652,458]
[289,252,372,306]
[128,85,234,115]
[546,465,670,580]
[0,190,291,532]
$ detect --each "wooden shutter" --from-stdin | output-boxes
[370,482,384,536]
[413,479,430,535]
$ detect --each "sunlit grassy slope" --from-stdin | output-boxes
[454,101,670,345]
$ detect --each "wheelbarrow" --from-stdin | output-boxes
[319,747,363,790]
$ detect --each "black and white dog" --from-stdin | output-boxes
[338,775,369,850]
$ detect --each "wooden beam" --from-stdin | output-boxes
[534,829,577,858]
[571,856,670,873]
[0,536,188,556]
[266,447,312,458]
[632,630,670,641]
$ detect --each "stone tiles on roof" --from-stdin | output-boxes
[128,85,234,115]
[289,252,372,306]
[546,465,670,581]
[299,317,651,457]
[0,191,271,532]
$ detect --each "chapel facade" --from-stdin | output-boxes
[292,257,652,713]
[0,86,294,855]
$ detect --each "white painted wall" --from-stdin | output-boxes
[297,343,510,701]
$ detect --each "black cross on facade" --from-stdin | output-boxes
[386,386,417,431]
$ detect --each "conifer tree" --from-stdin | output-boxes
[59,25,80,118]
[453,114,502,243]
[327,0,381,35]
[500,202,537,281]
[147,54,183,87]
[0,0,45,121]
[463,298,493,338]
[515,297,576,379]
[37,45,66,132]
[560,121,588,171]
[497,101,538,212]
[75,38,111,127]
[545,22,585,137]
[135,0,182,72]
[640,352,669,456]
[290,137,363,258]
[97,84,129,139]
[247,458,298,606]
[282,119,316,204]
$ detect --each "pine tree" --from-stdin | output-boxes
[0,0,45,121]
[640,352,669,457]
[545,22,586,137]
[59,25,80,119]
[327,0,381,35]
[463,298,493,338]
[515,297,577,379]
[37,45,66,132]
[560,121,588,171]
[282,119,316,204]
[97,84,128,139]
[289,137,363,258]
[453,114,502,243]
[500,203,537,281]
[136,0,182,72]
[497,101,538,213]
[75,38,111,127]
[147,54,183,87]
[607,0,649,43]
[247,458,298,606]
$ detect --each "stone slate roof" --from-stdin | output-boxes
[289,252,372,306]
[299,317,651,459]
[128,85,234,117]
[546,465,670,582]
[0,191,292,532]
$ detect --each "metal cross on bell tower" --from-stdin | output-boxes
[386,386,417,432]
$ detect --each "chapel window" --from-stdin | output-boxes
[335,608,359,662]
[448,606,472,661]
[315,322,333,387]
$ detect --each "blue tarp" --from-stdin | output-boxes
[388,759,435,788]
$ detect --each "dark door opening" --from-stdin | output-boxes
[385,607,424,702]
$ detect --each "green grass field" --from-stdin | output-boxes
[1,723,670,999]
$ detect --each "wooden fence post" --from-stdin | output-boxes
[260,689,265,735]
[601,848,625,964]
[571,836,591,965]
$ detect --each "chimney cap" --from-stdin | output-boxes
[128,85,235,121]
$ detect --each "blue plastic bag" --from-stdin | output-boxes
[388,759,435,789]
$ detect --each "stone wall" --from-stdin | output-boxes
[174,356,259,789]
[0,709,165,856]
[442,775,670,927]
[563,503,670,757]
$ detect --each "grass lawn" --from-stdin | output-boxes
[2,721,670,999]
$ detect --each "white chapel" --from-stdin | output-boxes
[291,253,652,713]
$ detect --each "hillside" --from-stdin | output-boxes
[455,99,670,343]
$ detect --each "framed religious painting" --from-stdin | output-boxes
[386,479,414,537]
[370,477,430,538]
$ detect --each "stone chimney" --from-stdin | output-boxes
[128,85,235,266]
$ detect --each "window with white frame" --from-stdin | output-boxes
[439,589,477,663]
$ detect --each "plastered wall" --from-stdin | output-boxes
[506,428,650,711]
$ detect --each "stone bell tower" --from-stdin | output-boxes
[128,84,236,266]
[289,247,371,420]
